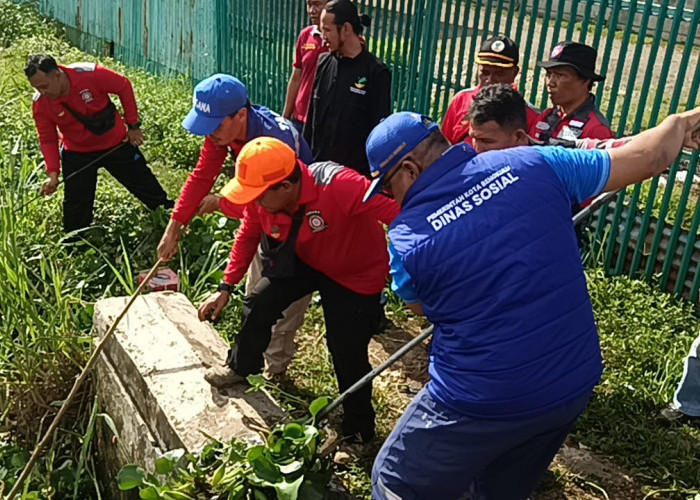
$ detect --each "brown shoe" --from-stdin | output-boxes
[204,365,246,388]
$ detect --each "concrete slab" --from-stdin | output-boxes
[93,291,286,459]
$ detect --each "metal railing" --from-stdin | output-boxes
[33,0,700,300]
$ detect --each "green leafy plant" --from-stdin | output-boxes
[117,416,333,499]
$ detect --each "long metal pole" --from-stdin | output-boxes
[317,325,434,421]
[14,142,127,214]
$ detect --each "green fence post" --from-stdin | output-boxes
[614,0,671,277]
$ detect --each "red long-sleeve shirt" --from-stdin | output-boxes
[171,137,243,224]
[221,162,399,294]
[31,63,137,174]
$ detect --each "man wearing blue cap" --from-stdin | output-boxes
[157,73,313,379]
[363,108,700,499]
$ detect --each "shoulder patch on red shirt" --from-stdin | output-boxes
[67,62,97,72]
[308,161,345,186]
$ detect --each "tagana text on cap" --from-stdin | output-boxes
[220,137,297,205]
[537,41,605,82]
[363,111,439,202]
[182,74,248,136]
[475,35,519,68]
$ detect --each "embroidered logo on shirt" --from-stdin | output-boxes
[306,210,327,233]
[80,89,94,103]
[350,76,368,95]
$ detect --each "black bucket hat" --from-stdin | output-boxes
[537,41,605,82]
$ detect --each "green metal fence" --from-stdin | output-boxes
[33,0,700,301]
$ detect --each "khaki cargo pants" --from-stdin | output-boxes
[245,252,312,376]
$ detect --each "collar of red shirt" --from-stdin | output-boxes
[277,163,318,218]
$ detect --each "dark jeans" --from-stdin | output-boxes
[227,257,381,439]
[61,144,172,233]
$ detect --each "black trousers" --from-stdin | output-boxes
[61,144,172,233]
[228,258,382,439]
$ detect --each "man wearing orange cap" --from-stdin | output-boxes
[199,137,399,442]
[441,35,539,146]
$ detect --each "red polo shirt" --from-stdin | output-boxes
[221,162,399,294]
[292,25,328,123]
[31,63,137,174]
[441,85,540,145]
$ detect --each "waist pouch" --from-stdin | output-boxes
[260,204,306,278]
[62,100,117,136]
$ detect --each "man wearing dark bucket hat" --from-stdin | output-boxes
[441,35,539,146]
[157,73,313,380]
[364,108,700,498]
[530,41,614,142]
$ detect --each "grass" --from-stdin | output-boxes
[0,1,240,496]
[2,0,700,498]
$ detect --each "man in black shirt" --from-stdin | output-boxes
[303,0,392,177]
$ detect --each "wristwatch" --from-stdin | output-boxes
[127,121,141,130]
[217,282,234,293]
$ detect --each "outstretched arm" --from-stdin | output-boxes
[605,108,700,192]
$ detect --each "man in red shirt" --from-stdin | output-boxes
[441,35,539,146]
[282,0,329,133]
[468,84,627,153]
[530,42,614,142]
[26,54,172,233]
[199,137,399,442]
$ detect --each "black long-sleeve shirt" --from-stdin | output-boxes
[303,47,392,177]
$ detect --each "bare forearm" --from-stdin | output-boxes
[283,70,302,119]
[606,112,698,191]
[406,302,424,316]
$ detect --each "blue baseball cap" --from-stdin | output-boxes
[363,111,439,202]
[182,74,248,136]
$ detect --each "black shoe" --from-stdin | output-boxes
[342,428,375,445]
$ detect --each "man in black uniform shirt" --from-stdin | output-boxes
[303,0,392,177]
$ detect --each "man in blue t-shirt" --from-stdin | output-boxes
[363,108,700,499]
